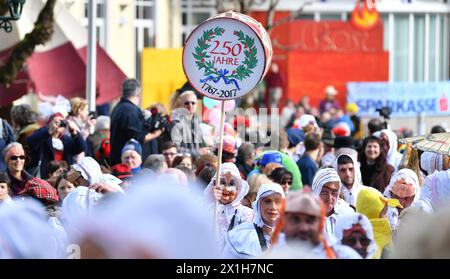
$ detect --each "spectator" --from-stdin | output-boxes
[368,118,384,135]
[3,142,33,195]
[0,171,13,205]
[264,63,284,108]
[430,125,446,134]
[161,141,178,168]
[68,97,95,141]
[110,79,162,165]
[358,136,394,193]
[346,103,364,141]
[285,128,304,162]
[121,139,143,175]
[170,91,203,157]
[268,167,293,194]
[26,112,86,178]
[172,154,193,170]
[87,115,110,165]
[297,133,321,187]
[10,104,40,157]
[0,116,15,172]
[176,165,196,183]
[144,154,168,174]
[54,172,75,204]
[197,165,216,188]
[319,85,341,114]
[46,160,69,187]
[235,143,255,179]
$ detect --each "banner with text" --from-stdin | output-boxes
[347,82,450,117]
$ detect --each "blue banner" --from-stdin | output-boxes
[347,82,450,117]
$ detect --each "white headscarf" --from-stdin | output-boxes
[334,212,377,259]
[252,183,285,229]
[73,179,219,258]
[384,168,421,230]
[420,152,444,175]
[333,150,365,206]
[204,162,249,207]
[0,199,62,259]
[374,129,402,170]
[384,168,420,201]
[312,168,341,196]
[72,157,124,193]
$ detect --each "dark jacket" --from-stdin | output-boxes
[110,98,148,165]
[297,154,318,187]
[26,126,86,179]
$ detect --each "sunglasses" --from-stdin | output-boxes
[281,180,293,185]
[10,155,26,161]
[184,101,197,106]
[343,236,371,246]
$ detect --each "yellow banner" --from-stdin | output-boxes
[141,48,186,110]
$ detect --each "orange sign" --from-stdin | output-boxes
[351,0,380,30]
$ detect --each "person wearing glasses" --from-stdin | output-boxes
[334,213,377,259]
[2,142,33,196]
[268,167,293,194]
[311,168,354,239]
[170,91,204,157]
[161,141,178,168]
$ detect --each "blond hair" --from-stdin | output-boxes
[70,97,88,116]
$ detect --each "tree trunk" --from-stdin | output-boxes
[0,0,57,86]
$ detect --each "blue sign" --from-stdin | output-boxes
[347,82,450,117]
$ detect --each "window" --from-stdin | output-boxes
[82,0,106,48]
[135,0,156,80]
[181,0,216,44]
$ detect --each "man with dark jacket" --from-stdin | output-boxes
[110,79,162,165]
[0,118,15,172]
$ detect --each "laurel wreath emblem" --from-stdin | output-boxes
[192,26,258,90]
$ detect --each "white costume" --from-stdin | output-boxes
[334,212,378,259]
[204,163,254,251]
[312,168,354,239]
[222,183,285,259]
[383,168,420,230]
[413,169,450,213]
[374,129,403,171]
[333,150,371,207]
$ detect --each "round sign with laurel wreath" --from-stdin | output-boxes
[182,11,272,100]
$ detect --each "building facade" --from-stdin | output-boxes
[61,0,449,82]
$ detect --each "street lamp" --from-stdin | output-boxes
[0,0,26,33]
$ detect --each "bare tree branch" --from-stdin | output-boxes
[266,0,280,30]
[0,0,56,85]
[267,0,316,32]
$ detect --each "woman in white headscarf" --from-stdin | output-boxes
[374,129,403,171]
[204,162,254,250]
[312,168,354,239]
[222,183,285,259]
[334,212,377,259]
[383,168,420,231]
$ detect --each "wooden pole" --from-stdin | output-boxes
[213,100,226,235]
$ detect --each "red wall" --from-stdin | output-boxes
[251,12,389,108]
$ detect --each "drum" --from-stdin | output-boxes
[182,10,273,100]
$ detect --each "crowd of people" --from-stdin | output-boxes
[0,78,449,259]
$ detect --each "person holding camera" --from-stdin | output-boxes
[26,112,86,179]
[110,79,163,165]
